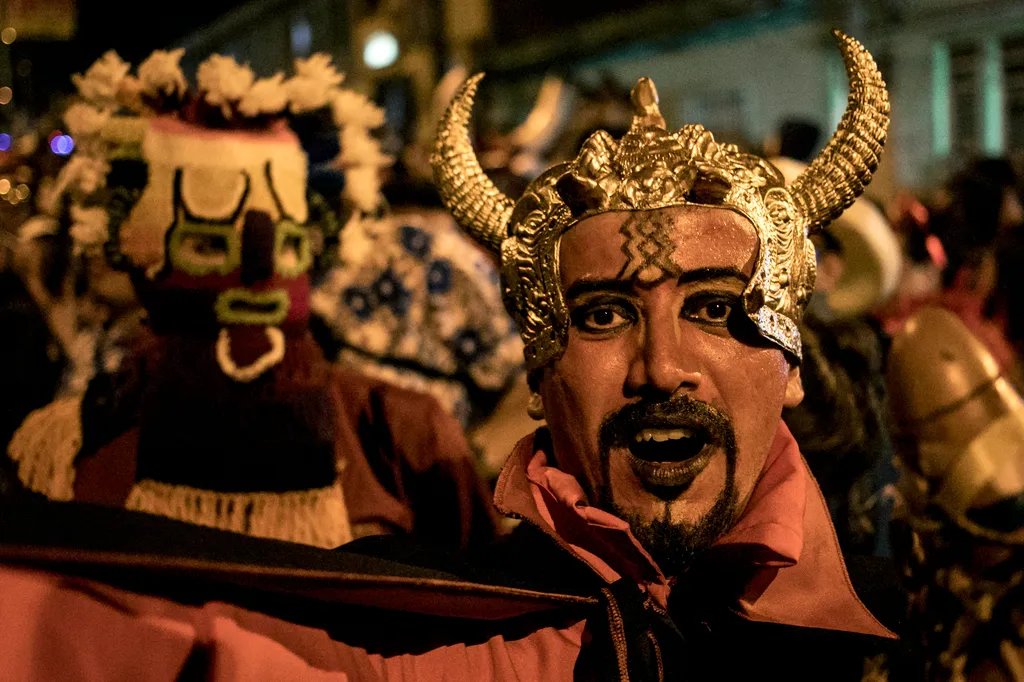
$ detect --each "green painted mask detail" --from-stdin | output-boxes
[214,288,291,325]
[168,220,241,276]
[274,220,313,277]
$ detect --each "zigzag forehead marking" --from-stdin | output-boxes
[615,212,683,284]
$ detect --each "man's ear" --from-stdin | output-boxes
[784,364,804,407]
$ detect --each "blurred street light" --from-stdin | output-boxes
[363,30,400,70]
[0,27,15,45]
[0,87,11,105]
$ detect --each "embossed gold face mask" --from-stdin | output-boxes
[432,30,889,370]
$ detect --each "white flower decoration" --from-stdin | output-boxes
[331,89,386,129]
[238,73,288,117]
[340,127,389,166]
[197,55,255,116]
[69,205,110,250]
[286,53,344,114]
[72,51,131,104]
[333,214,375,266]
[344,166,382,212]
[62,155,110,196]
[137,48,188,98]
[296,53,344,85]
[63,102,111,137]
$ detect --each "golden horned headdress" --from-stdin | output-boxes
[432,30,889,369]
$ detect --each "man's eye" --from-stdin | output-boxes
[573,305,634,333]
[684,297,736,325]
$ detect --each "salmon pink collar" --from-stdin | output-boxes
[493,422,894,638]
[520,443,672,610]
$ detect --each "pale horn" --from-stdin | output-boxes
[431,73,514,254]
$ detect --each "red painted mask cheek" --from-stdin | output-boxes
[142,269,311,330]
[159,268,243,292]
[134,271,225,332]
[282,274,311,324]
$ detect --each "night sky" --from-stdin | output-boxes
[73,0,243,64]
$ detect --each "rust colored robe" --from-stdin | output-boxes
[8,330,497,549]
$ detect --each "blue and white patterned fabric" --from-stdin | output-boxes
[311,208,524,426]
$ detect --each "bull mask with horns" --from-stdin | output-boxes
[432,30,889,370]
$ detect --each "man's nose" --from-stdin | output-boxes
[626,309,702,399]
[240,209,276,286]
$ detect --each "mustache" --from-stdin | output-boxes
[599,395,735,451]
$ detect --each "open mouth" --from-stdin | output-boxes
[624,426,714,494]
[215,289,290,325]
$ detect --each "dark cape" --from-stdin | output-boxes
[0,499,916,680]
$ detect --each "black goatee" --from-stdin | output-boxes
[597,395,738,576]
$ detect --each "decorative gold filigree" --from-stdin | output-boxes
[432,30,889,370]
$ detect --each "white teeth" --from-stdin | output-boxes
[633,428,695,443]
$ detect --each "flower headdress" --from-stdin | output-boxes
[59,49,391,259]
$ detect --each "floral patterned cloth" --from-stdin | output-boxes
[311,209,524,426]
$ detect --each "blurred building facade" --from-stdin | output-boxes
[872,0,1024,192]
[479,0,1024,202]
[160,0,1024,201]
[4,0,1024,229]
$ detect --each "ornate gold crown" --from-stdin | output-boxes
[432,31,889,370]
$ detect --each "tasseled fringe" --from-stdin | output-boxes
[125,479,353,549]
[7,397,83,501]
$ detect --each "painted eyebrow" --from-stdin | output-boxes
[564,278,635,301]
[677,267,750,286]
[565,267,749,301]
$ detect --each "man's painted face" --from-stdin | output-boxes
[117,118,313,381]
[539,205,803,574]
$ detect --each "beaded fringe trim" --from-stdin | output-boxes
[8,397,353,550]
[125,479,353,549]
[8,397,83,501]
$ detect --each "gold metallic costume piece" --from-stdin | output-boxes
[887,307,1024,542]
[887,307,1024,681]
[432,30,889,369]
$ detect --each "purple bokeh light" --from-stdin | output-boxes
[50,135,74,155]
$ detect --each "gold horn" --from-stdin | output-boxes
[431,73,514,254]
[788,30,890,234]
[508,75,569,152]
